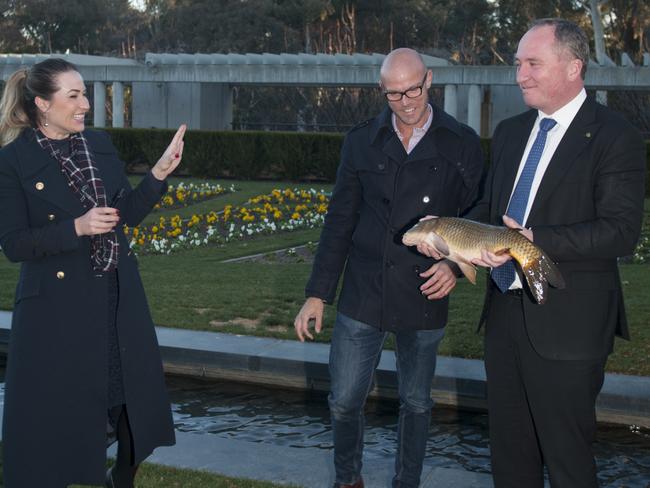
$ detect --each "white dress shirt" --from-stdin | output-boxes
[508,88,587,289]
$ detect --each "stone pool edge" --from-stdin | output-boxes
[0,311,648,428]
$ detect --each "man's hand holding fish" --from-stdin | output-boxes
[471,215,531,268]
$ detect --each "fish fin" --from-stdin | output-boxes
[544,258,565,290]
[456,260,477,285]
[520,254,565,304]
[430,233,450,256]
[521,265,549,304]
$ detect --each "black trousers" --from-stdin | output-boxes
[484,291,605,488]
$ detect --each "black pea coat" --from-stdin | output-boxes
[0,129,175,487]
[467,98,646,359]
[306,106,484,331]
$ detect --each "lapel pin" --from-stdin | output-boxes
[35,182,45,190]
[585,132,591,138]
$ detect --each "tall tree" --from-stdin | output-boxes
[1,0,143,55]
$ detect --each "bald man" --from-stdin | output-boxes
[294,48,484,488]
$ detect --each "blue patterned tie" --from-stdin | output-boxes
[491,117,557,292]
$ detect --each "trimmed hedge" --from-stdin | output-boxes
[106,128,650,195]
[106,128,343,181]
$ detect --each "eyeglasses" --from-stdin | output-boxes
[382,73,428,101]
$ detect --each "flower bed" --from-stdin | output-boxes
[125,188,329,254]
[632,221,649,264]
[153,182,236,211]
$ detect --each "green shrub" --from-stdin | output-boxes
[105,129,649,194]
[105,128,343,181]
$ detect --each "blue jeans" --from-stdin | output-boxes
[328,313,445,488]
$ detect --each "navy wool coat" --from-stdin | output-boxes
[306,106,484,331]
[0,129,175,487]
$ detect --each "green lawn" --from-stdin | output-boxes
[0,180,648,376]
[0,443,297,488]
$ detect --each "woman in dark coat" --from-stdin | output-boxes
[0,59,186,487]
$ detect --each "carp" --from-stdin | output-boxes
[402,217,565,304]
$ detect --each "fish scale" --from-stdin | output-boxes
[402,217,565,304]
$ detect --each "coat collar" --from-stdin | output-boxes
[369,105,463,145]
[14,129,85,217]
[369,105,464,163]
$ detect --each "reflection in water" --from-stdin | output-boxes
[167,375,650,487]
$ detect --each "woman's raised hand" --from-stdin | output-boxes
[151,124,187,181]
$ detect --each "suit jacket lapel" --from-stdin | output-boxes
[495,111,536,216]
[16,131,86,217]
[528,99,600,221]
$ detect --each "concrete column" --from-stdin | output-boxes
[131,82,233,130]
[620,53,635,67]
[112,81,124,128]
[93,81,106,128]
[203,84,233,130]
[444,84,458,118]
[467,84,481,134]
[596,90,608,106]
[132,82,167,129]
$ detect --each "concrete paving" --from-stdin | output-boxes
[146,431,495,487]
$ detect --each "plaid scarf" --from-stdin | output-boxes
[35,129,119,272]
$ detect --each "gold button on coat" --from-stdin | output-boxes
[56,271,65,279]
[48,214,55,221]
[35,182,45,190]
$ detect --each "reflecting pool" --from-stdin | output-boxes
[167,375,650,487]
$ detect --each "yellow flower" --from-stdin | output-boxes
[206,212,218,224]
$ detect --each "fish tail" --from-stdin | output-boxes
[521,253,565,304]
